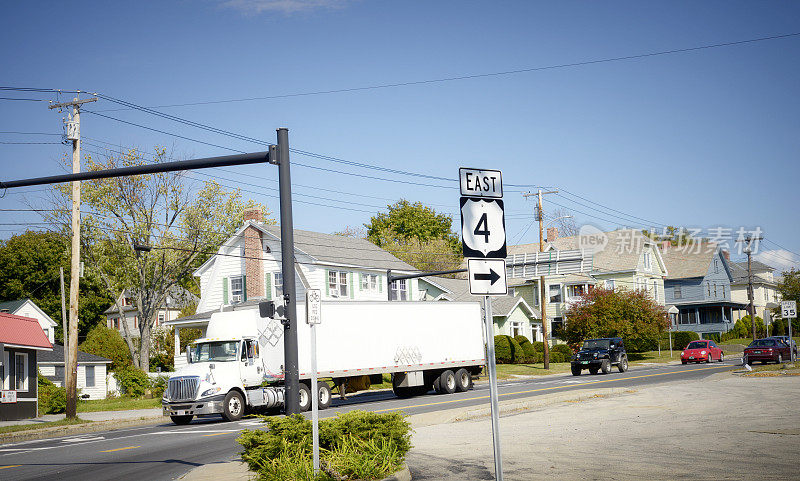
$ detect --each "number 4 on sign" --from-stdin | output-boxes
[474,213,490,243]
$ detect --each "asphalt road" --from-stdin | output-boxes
[0,359,739,481]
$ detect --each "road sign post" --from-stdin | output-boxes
[781,300,796,361]
[459,167,505,480]
[306,289,322,474]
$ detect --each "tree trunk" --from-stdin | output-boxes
[139,318,151,373]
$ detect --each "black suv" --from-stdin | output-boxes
[571,337,628,375]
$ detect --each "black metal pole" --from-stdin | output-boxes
[0,151,270,189]
[277,128,300,415]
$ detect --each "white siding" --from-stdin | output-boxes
[76,364,108,400]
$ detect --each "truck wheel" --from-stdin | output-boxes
[297,383,312,412]
[454,368,472,392]
[571,365,581,376]
[589,367,599,375]
[617,357,628,373]
[600,359,611,374]
[170,415,193,425]
[433,369,456,394]
[222,391,244,421]
[317,381,332,409]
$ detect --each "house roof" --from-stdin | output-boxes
[427,276,540,319]
[0,298,28,313]
[0,312,52,350]
[38,343,111,364]
[729,261,775,284]
[660,243,720,279]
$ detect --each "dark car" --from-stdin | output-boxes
[743,338,791,365]
[571,337,628,375]
[766,336,797,361]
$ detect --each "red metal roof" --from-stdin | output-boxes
[0,312,53,349]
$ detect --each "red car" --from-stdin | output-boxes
[681,339,724,364]
[743,338,792,365]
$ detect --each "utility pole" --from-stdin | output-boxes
[523,188,558,369]
[740,233,762,342]
[49,95,96,418]
[60,267,67,379]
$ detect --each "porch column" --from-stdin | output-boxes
[174,326,180,358]
[695,308,700,325]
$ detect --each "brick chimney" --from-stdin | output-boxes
[722,249,730,261]
[660,240,671,251]
[547,227,558,242]
[242,209,263,299]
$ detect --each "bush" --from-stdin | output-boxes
[80,324,132,371]
[115,366,150,397]
[239,410,411,480]
[150,375,168,398]
[515,336,537,362]
[494,335,524,364]
[531,341,545,353]
[37,373,66,415]
[673,331,700,351]
[551,344,573,357]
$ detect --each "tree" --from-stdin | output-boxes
[642,226,697,247]
[550,208,578,238]
[0,230,112,341]
[47,147,272,371]
[563,287,669,352]
[80,324,133,371]
[364,200,462,272]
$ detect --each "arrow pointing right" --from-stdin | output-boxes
[473,269,501,285]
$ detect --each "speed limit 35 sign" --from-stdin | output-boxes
[782,300,797,319]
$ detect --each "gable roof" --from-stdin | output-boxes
[0,312,52,350]
[427,276,540,318]
[38,343,112,364]
[0,299,28,313]
[730,261,775,284]
[660,243,729,280]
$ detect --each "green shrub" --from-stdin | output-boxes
[150,375,167,398]
[239,411,411,480]
[494,335,517,363]
[115,366,150,397]
[37,373,66,415]
[531,341,545,353]
[549,352,565,363]
[80,325,132,371]
[516,336,537,361]
[551,344,573,356]
[673,331,700,350]
[532,351,544,363]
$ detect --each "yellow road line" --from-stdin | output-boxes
[0,465,22,470]
[100,446,140,453]
[374,365,730,413]
[202,432,229,437]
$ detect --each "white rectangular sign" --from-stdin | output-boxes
[468,259,508,296]
[782,300,797,319]
[1,390,16,404]
[460,168,503,198]
[306,289,321,325]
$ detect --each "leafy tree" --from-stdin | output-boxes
[364,200,461,272]
[0,230,112,341]
[563,287,669,352]
[642,226,697,247]
[48,147,272,371]
[80,324,133,371]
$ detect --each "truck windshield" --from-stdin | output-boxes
[582,339,610,350]
[190,341,239,363]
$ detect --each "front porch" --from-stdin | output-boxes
[672,301,748,335]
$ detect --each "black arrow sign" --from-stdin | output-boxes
[473,268,501,285]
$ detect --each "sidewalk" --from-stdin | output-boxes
[0,408,163,427]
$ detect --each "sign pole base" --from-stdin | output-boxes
[483,296,504,481]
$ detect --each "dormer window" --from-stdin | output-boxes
[643,251,652,271]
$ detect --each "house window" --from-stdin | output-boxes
[230,275,244,302]
[510,321,524,338]
[55,365,65,384]
[652,280,658,300]
[566,285,585,298]
[508,288,516,297]
[714,284,717,297]
[133,316,139,329]
[605,280,615,290]
[390,279,408,301]
[674,285,682,299]
[549,285,562,303]
[714,258,719,274]
[14,353,27,391]
[707,283,711,297]
[85,365,95,388]
[550,318,564,339]
[157,313,165,326]
[643,251,652,271]
[361,273,378,292]
[274,272,283,297]
[328,271,349,298]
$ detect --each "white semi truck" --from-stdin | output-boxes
[162,301,485,424]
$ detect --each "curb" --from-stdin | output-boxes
[0,415,165,444]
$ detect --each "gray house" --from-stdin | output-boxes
[661,243,747,338]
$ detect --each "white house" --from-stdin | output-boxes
[105,287,197,337]
[38,344,112,400]
[728,259,781,324]
[0,298,58,344]
[165,208,422,368]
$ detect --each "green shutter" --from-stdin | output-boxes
[242,275,248,301]
[265,273,272,301]
[325,270,330,297]
[408,279,413,301]
[359,273,363,291]
[222,277,229,304]
[378,275,383,293]
[349,272,354,299]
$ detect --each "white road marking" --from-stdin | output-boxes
[62,436,105,443]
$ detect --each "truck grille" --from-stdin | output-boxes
[168,376,199,402]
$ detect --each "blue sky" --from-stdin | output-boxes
[1,1,799,271]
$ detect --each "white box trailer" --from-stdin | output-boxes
[162,301,485,424]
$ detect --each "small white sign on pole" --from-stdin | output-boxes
[307,289,321,325]
[781,300,797,319]
[468,259,508,296]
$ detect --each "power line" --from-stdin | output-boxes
[89,32,800,110]
[556,189,669,228]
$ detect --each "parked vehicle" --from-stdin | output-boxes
[743,338,791,365]
[766,336,797,360]
[570,337,628,375]
[162,301,485,424]
[681,339,724,364]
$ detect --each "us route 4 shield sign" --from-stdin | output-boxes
[468,259,508,295]
[460,197,507,258]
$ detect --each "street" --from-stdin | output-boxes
[0,360,738,480]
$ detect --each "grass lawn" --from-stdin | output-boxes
[742,362,800,377]
[77,396,162,413]
[494,362,573,379]
[0,417,89,435]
